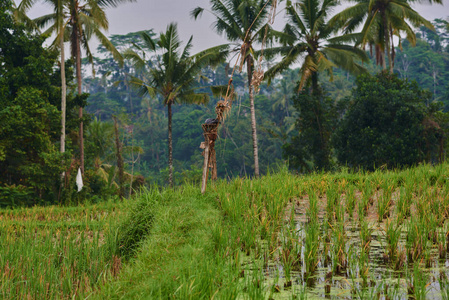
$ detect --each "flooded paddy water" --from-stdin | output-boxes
[242,180,449,299]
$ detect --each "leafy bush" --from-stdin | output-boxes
[0,185,35,208]
[334,72,431,170]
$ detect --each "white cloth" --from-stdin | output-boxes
[76,168,83,192]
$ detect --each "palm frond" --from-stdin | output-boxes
[359,10,380,46]
[265,44,305,85]
[180,36,193,62]
[286,3,307,35]
[97,0,136,8]
[128,76,156,98]
[123,49,147,72]
[82,5,109,30]
[330,34,364,48]
[94,26,124,66]
[140,31,157,51]
[325,43,369,62]
[33,13,57,31]
[210,85,236,99]
[192,43,230,67]
[177,92,210,105]
[190,6,205,19]
[329,2,368,33]
[17,0,38,12]
[298,55,317,90]
[322,47,367,75]
[390,2,433,30]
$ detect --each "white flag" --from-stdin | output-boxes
[76,168,83,192]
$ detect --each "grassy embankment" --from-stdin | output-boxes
[2,163,449,299]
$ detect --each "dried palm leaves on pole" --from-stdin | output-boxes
[200,0,278,193]
[200,97,232,194]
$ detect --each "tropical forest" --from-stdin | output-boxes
[2,0,449,298]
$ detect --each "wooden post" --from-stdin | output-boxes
[200,108,224,193]
[201,133,210,194]
[211,144,217,180]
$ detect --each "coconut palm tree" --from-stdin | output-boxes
[265,0,368,92]
[191,0,276,177]
[13,0,68,154]
[330,0,438,73]
[29,0,134,173]
[263,0,368,170]
[124,23,228,187]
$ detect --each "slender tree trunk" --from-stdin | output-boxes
[310,72,329,169]
[168,102,173,187]
[311,73,324,150]
[60,33,66,154]
[75,32,84,174]
[432,66,437,101]
[59,23,67,202]
[129,127,134,196]
[390,27,395,69]
[113,116,125,199]
[246,55,260,178]
[311,72,319,95]
[382,12,393,74]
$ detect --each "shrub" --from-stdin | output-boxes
[334,72,431,170]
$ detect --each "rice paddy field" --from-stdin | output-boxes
[2,163,449,299]
[0,201,128,299]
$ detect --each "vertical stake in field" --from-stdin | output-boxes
[201,101,228,194]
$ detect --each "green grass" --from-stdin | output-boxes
[0,200,127,299]
[2,163,449,298]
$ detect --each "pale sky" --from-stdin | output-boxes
[13,0,449,55]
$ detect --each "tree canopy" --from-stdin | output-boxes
[0,1,70,205]
[334,72,433,169]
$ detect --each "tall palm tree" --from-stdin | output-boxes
[191,0,276,178]
[30,0,134,173]
[13,0,67,154]
[264,0,368,170]
[265,0,368,92]
[330,0,438,73]
[124,23,228,187]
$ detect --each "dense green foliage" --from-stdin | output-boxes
[334,72,434,169]
[395,22,449,106]
[0,1,72,205]
[283,90,339,171]
[82,24,449,179]
[124,23,228,186]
